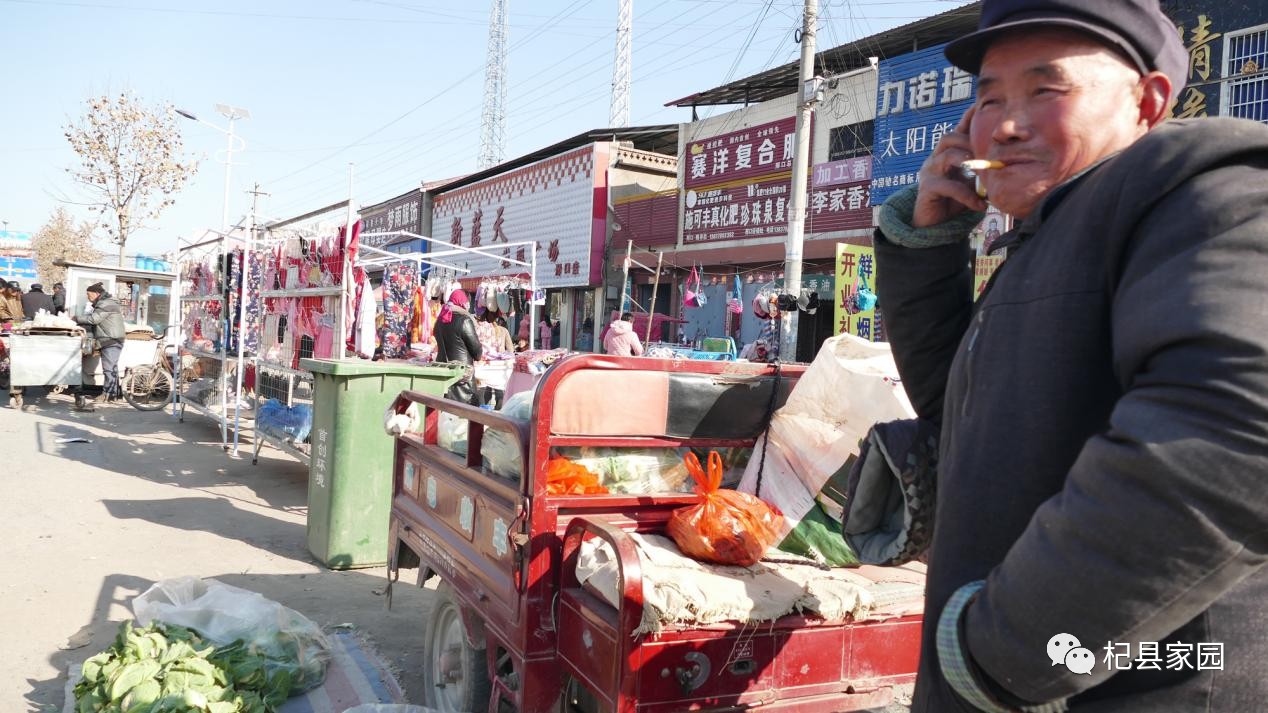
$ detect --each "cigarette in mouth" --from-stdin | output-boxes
[961,159,1006,171]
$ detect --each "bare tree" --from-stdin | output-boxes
[64,92,197,266]
[31,207,104,287]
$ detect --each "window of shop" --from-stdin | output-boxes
[828,120,874,161]
[1222,23,1268,123]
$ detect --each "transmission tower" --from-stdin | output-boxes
[609,0,633,127]
[478,0,508,169]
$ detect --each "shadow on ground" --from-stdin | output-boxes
[24,568,435,713]
[13,389,309,516]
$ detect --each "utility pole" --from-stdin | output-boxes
[780,0,818,361]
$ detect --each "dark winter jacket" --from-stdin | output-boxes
[21,289,54,317]
[77,294,127,348]
[875,118,1268,712]
[434,305,483,405]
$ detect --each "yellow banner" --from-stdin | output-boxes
[834,243,883,341]
[975,255,1004,300]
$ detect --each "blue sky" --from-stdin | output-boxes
[0,0,970,257]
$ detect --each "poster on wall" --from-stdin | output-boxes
[975,255,1005,300]
[871,42,976,206]
[834,243,885,342]
[431,144,606,288]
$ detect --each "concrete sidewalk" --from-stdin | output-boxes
[0,390,434,712]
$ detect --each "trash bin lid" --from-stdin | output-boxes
[300,357,465,379]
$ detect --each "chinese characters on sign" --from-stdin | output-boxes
[431,144,604,288]
[684,115,872,242]
[872,42,976,205]
[835,243,885,342]
[974,256,1004,301]
[807,156,873,234]
[361,193,423,247]
[685,117,797,189]
[1174,14,1222,119]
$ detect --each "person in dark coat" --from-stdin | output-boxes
[433,288,483,405]
[869,1,1268,711]
[21,283,55,317]
[51,283,66,314]
[73,282,126,410]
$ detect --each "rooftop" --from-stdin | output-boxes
[667,2,980,108]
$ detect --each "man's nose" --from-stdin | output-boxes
[991,104,1032,144]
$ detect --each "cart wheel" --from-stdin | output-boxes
[423,581,492,713]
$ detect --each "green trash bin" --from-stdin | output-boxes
[300,358,463,569]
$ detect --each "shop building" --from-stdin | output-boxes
[659,5,980,361]
[424,126,678,352]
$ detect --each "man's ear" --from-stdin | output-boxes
[1139,71,1173,128]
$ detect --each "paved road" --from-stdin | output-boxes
[0,389,436,712]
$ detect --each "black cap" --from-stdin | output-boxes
[30,283,43,291]
[6,280,18,290]
[945,0,1188,101]
[86,282,106,294]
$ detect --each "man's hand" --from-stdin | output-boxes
[913,106,988,228]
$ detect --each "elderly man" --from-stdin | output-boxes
[73,282,125,410]
[873,0,1268,710]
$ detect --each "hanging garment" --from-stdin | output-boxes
[243,250,263,353]
[381,262,418,358]
[356,277,376,356]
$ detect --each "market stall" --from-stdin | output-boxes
[4,325,86,408]
[176,231,250,451]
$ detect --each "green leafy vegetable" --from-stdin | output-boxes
[73,621,313,713]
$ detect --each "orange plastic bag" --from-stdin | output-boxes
[667,451,784,566]
[545,457,609,496]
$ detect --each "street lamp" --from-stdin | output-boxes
[175,104,250,232]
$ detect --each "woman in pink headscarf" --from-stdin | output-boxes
[433,288,483,404]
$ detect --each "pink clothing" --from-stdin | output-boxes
[603,319,644,357]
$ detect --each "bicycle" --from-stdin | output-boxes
[120,327,177,411]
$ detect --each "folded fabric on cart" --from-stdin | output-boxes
[576,532,925,635]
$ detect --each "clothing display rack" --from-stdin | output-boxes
[361,230,542,350]
[176,231,250,452]
[248,225,355,466]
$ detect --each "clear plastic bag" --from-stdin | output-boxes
[565,447,693,494]
[481,391,532,479]
[132,576,330,693]
[437,411,468,456]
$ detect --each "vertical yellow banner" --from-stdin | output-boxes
[835,243,882,341]
[975,255,1004,301]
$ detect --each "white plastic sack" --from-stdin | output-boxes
[738,334,915,563]
[132,576,331,693]
[383,401,420,437]
[481,390,532,479]
[437,411,468,456]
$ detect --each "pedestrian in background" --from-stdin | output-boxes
[602,312,644,357]
[51,283,66,314]
[21,283,54,318]
[0,281,24,323]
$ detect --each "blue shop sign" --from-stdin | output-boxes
[0,256,37,280]
[871,42,976,205]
